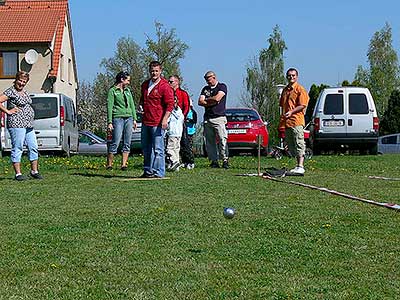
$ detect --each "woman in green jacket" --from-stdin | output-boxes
[106,71,137,170]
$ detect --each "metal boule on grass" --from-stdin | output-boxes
[223,207,236,219]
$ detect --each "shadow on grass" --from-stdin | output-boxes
[0,177,14,181]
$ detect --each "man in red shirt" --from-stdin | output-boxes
[140,61,174,178]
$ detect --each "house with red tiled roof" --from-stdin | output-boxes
[0,0,78,103]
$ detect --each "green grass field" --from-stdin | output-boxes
[0,154,399,299]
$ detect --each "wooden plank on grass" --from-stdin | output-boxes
[120,177,170,181]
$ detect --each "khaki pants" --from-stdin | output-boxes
[285,126,305,157]
[166,136,181,164]
[204,116,228,162]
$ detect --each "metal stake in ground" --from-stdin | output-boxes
[257,134,262,176]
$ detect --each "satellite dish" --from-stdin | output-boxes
[24,49,39,64]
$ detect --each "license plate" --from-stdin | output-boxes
[323,120,344,127]
[228,129,246,134]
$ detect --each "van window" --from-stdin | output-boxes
[31,97,58,119]
[349,94,369,114]
[323,94,344,115]
[64,100,73,122]
[381,135,397,144]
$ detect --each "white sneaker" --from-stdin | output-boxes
[168,161,180,172]
[186,163,195,170]
[290,166,305,174]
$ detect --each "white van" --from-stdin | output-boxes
[0,93,79,156]
[309,87,379,154]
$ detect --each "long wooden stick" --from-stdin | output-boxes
[257,135,261,176]
[263,175,400,211]
[368,176,400,181]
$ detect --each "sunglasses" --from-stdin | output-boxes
[287,74,297,78]
[168,80,175,83]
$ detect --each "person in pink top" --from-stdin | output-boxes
[139,61,174,178]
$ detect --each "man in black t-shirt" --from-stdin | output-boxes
[198,71,229,169]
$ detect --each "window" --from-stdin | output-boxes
[64,100,72,122]
[349,94,369,114]
[60,54,64,81]
[79,134,91,144]
[226,109,260,122]
[67,58,72,84]
[324,94,344,115]
[381,135,397,145]
[31,97,58,119]
[0,51,18,78]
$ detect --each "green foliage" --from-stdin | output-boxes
[100,36,147,104]
[242,25,287,146]
[368,23,400,118]
[354,23,400,118]
[341,80,351,86]
[353,65,370,87]
[379,90,400,135]
[78,22,189,134]
[0,154,400,299]
[143,21,189,79]
[76,80,103,132]
[305,83,329,124]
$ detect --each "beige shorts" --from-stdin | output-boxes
[285,126,305,157]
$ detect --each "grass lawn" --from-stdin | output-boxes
[0,153,399,299]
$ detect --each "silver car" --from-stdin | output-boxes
[378,133,400,154]
[106,112,142,153]
[131,112,142,150]
[78,131,107,155]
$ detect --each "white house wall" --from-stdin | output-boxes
[53,14,78,105]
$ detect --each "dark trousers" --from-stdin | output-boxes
[180,123,194,164]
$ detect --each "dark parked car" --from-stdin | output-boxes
[78,130,107,155]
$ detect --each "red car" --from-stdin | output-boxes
[225,108,269,155]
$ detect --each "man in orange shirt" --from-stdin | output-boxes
[279,68,309,174]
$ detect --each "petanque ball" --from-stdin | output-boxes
[223,207,235,219]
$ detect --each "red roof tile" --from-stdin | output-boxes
[0,0,69,78]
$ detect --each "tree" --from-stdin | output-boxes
[353,23,400,118]
[82,22,189,134]
[353,65,369,87]
[242,25,287,145]
[143,21,189,79]
[77,80,106,135]
[305,83,329,124]
[99,37,146,106]
[379,90,400,135]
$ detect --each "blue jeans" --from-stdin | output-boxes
[8,127,39,163]
[108,117,133,154]
[141,125,166,177]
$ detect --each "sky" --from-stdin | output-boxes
[69,0,400,108]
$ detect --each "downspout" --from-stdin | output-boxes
[48,42,55,93]
[48,22,58,93]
